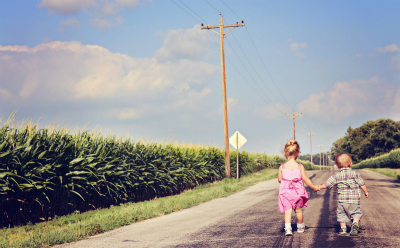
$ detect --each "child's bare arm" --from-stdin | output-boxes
[278,166,283,183]
[300,165,319,191]
[360,184,369,198]
[318,184,328,189]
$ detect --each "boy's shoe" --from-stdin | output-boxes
[285,228,293,236]
[350,222,359,236]
[339,228,347,235]
[297,225,305,233]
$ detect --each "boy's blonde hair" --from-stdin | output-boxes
[284,140,300,158]
[336,153,352,168]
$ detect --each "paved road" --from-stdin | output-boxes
[57,170,400,248]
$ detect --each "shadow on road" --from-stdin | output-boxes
[364,178,400,187]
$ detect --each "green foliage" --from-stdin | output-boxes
[298,153,330,166]
[362,168,400,181]
[297,159,312,170]
[0,120,285,227]
[0,168,278,247]
[331,119,400,163]
[353,148,400,169]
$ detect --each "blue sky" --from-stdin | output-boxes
[1,0,400,155]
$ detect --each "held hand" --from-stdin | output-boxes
[365,192,369,198]
[313,185,320,192]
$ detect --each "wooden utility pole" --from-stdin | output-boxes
[305,132,316,169]
[201,14,244,178]
[285,111,302,140]
[317,144,324,170]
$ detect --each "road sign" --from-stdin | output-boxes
[229,131,247,181]
[229,131,247,149]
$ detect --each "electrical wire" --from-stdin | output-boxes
[229,32,282,104]
[204,0,220,13]
[177,0,208,23]
[244,27,295,110]
[225,37,284,113]
[220,0,296,111]
[192,0,318,145]
[170,0,202,23]
[171,0,295,117]
[206,31,278,110]
[220,0,242,20]
[220,0,319,136]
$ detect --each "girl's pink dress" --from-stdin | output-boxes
[278,163,309,212]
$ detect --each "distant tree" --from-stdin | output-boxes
[299,152,330,165]
[330,119,400,163]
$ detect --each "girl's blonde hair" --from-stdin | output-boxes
[284,140,300,158]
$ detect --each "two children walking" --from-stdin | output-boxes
[278,140,369,236]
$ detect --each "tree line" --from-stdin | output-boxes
[298,153,330,165]
[330,119,400,164]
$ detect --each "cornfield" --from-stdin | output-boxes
[0,114,285,227]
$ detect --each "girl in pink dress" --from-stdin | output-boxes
[278,140,320,236]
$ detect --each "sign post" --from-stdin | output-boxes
[229,131,247,180]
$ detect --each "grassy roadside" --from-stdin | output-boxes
[363,168,400,180]
[0,168,278,248]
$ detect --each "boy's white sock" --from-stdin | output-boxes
[285,223,291,229]
[297,223,305,228]
[341,226,346,230]
[353,220,358,224]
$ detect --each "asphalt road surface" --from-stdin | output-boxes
[56,169,400,248]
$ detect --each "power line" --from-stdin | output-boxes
[204,0,220,13]
[244,28,295,110]
[220,0,318,138]
[220,0,295,111]
[170,0,202,23]
[220,0,242,20]
[177,0,208,23]
[206,27,276,109]
[226,53,281,111]
[225,37,285,113]
[229,32,283,104]
[171,0,293,116]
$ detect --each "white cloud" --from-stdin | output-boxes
[172,88,212,111]
[39,0,97,15]
[40,0,147,29]
[297,76,398,123]
[101,0,140,16]
[289,42,308,51]
[207,97,248,119]
[391,54,400,71]
[0,88,12,102]
[89,15,124,29]
[40,0,143,16]
[391,89,400,121]
[0,35,218,117]
[60,18,81,29]
[377,43,399,53]
[255,103,291,120]
[355,53,363,58]
[295,53,306,58]
[113,108,143,120]
[355,52,375,58]
[155,25,214,62]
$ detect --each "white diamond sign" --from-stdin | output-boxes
[229,131,247,150]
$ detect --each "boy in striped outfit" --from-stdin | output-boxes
[318,153,369,235]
